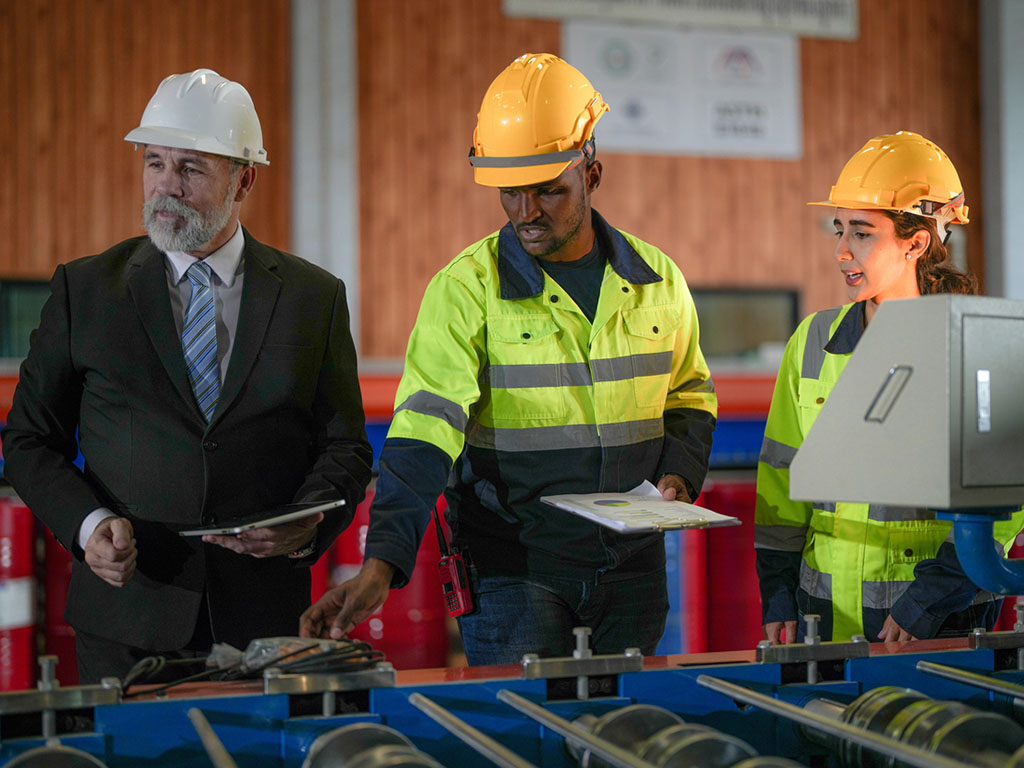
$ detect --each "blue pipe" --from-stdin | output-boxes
[936,510,1024,595]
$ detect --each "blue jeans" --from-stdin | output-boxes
[456,568,669,666]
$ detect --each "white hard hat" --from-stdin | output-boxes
[125,68,269,166]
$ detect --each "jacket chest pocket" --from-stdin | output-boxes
[486,314,570,421]
[797,378,832,436]
[622,307,682,408]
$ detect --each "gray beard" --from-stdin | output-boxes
[143,193,234,254]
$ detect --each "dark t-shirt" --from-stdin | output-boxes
[538,241,606,322]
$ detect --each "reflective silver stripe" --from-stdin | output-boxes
[600,418,664,446]
[469,148,582,169]
[466,418,662,452]
[760,437,797,469]
[395,391,468,433]
[487,362,592,388]
[863,579,912,609]
[816,501,837,514]
[592,351,673,382]
[754,524,807,552]
[801,307,841,380]
[799,561,832,600]
[867,505,935,522]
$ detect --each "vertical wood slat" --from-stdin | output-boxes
[356,0,983,358]
[0,0,291,280]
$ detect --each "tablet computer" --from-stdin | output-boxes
[178,499,345,537]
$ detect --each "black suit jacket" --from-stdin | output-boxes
[1,230,373,650]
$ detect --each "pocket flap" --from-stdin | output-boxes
[488,314,560,344]
[623,307,683,340]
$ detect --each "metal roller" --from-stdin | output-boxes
[567,704,683,768]
[837,687,932,767]
[303,722,418,768]
[637,722,758,767]
[345,745,445,768]
[4,745,109,767]
[799,683,1024,767]
[886,698,1024,768]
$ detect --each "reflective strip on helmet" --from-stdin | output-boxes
[469,147,584,169]
[867,505,935,522]
[466,417,663,451]
[760,437,797,469]
[799,560,832,600]
[801,307,841,380]
[754,524,807,552]
[394,391,468,433]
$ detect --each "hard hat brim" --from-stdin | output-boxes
[124,126,270,166]
[474,160,574,188]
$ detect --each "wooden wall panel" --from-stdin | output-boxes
[0,0,291,279]
[356,0,982,358]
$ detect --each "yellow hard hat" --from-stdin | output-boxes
[469,53,608,188]
[810,131,968,239]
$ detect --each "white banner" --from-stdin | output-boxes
[505,0,858,40]
[565,21,802,158]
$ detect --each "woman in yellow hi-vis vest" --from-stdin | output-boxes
[754,132,1024,644]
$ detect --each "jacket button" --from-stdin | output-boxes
[203,440,218,450]
[621,286,629,293]
[550,295,559,303]
[652,326,659,334]
[904,548,913,557]
[522,332,531,339]
[816,397,825,404]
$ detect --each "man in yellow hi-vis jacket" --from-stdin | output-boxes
[302,53,717,664]
[755,132,1024,644]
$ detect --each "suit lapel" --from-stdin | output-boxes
[126,241,200,416]
[214,230,282,424]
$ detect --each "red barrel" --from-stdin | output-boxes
[0,498,36,690]
[42,527,77,685]
[333,489,449,669]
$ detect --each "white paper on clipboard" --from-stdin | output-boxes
[541,481,739,533]
[178,499,344,537]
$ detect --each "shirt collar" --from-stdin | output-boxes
[164,224,245,287]
[497,208,662,300]
[824,301,866,355]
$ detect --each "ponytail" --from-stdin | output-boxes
[882,211,978,296]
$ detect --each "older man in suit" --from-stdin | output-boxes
[0,69,372,683]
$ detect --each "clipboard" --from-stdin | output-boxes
[178,499,344,537]
[540,493,739,534]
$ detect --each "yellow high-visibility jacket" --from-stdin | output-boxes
[755,302,1023,641]
[364,211,718,585]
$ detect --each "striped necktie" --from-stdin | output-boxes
[182,261,220,422]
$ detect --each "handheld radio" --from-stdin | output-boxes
[433,506,473,617]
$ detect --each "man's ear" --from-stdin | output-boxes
[235,165,258,202]
[585,160,602,194]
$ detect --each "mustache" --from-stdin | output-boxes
[145,196,198,217]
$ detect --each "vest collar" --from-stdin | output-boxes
[497,209,662,300]
[824,301,866,355]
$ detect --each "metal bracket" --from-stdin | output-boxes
[262,662,396,695]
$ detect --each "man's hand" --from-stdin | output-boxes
[202,512,324,558]
[84,517,137,588]
[300,558,395,639]
[763,620,798,644]
[657,473,692,502]
[878,614,917,643]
